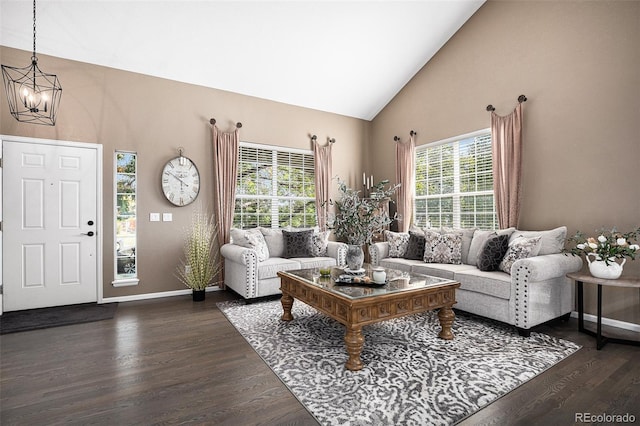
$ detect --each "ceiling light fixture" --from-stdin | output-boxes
[1,0,62,126]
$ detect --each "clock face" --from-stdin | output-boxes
[161,156,200,206]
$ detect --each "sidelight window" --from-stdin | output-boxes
[113,151,138,286]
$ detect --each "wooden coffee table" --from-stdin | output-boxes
[277,266,460,371]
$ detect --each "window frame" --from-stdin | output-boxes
[413,128,497,230]
[234,141,316,229]
[112,150,139,287]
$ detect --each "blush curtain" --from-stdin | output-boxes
[211,124,239,247]
[491,103,523,229]
[395,134,416,232]
[313,139,333,231]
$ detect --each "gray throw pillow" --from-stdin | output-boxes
[402,231,426,260]
[477,234,509,271]
[509,226,567,255]
[468,227,515,266]
[423,230,463,264]
[282,229,314,258]
[499,236,542,274]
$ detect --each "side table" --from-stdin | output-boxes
[567,272,640,350]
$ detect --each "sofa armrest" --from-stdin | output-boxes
[369,242,390,266]
[327,241,348,266]
[220,243,257,266]
[512,253,583,282]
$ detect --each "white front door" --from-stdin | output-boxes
[2,139,100,311]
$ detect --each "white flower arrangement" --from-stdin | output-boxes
[567,227,640,265]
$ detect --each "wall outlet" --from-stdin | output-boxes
[163,213,173,222]
[150,213,160,222]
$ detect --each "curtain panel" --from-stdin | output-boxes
[313,140,332,230]
[211,124,239,255]
[491,103,523,229]
[395,135,416,232]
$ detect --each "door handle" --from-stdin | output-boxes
[81,231,95,237]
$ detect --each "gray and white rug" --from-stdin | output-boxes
[218,300,580,426]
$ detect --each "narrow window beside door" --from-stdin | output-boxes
[113,151,139,286]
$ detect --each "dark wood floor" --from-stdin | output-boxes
[1,291,638,426]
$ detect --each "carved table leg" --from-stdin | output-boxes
[438,306,455,340]
[281,293,294,321]
[344,326,365,371]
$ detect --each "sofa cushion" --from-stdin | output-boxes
[477,234,510,272]
[257,257,301,280]
[282,229,314,258]
[423,230,462,264]
[310,230,330,257]
[297,256,337,270]
[509,226,567,255]
[499,236,542,274]
[379,258,414,272]
[442,227,476,264]
[384,230,410,258]
[259,227,284,258]
[230,228,269,261]
[467,228,515,266]
[412,262,477,280]
[403,231,426,260]
[455,268,512,300]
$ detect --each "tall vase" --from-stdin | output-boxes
[586,253,625,280]
[346,244,364,271]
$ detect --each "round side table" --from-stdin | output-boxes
[567,272,640,350]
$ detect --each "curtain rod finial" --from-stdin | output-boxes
[328,137,336,144]
[518,95,527,103]
[410,130,416,137]
[486,104,495,112]
[394,136,400,142]
[311,134,317,142]
[236,122,242,128]
[210,118,216,125]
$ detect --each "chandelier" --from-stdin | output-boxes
[1,0,62,126]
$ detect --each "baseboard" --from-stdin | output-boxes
[570,311,640,333]
[101,287,221,304]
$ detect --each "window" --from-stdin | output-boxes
[113,151,138,286]
[234,142,316,229]
[414,129,497,230]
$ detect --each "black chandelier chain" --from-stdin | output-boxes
[32,0,37,61]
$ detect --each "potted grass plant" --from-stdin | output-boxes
[175,208,223,301]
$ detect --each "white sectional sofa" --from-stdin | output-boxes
[369,226,583,336]
[221,227,347,300]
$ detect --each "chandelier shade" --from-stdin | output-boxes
[2,59,62,126]
[1,0,62,126]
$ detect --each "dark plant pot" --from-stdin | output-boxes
[192,289,206,302]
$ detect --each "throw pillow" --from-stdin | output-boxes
[467,227,515,266]
[477,233,510,271]
[384,230,410,258]
[310,230,330,257]
[499,236,542,274]
[231,228,269,262]
[258,227,284,258]
[282,229,314,258]
[509,226,567,255]
[423,230,463,264]
[403,231,426,260]
[442,227,476,265]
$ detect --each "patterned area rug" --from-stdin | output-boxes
[218,300,580,426]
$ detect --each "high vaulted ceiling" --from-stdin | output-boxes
[0,1,484,120]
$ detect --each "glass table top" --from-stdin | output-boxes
[282,265,456,300]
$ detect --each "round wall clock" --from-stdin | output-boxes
[161,154,200,206]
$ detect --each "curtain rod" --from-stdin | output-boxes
[394,130,416,142]
[311,135,335,144]
[210,118,242,128]
[486,94,527,112]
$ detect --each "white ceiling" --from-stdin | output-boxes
[0,0,484,121]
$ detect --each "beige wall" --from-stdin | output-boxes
[370,0,640,324]
[0,46,368,298]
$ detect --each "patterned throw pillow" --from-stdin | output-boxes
[423,230,463,264]
[231,228,269,261]
[310,230,330,257]
[384,230,410,258]
[477,233,509,271]
[282,229,314,258]
[402,231,426,260]
[499,236,542,274]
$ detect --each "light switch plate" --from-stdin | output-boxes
[150,213,160,222]
[163,213,173,222]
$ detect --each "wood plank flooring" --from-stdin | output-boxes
[1,291,638,425]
